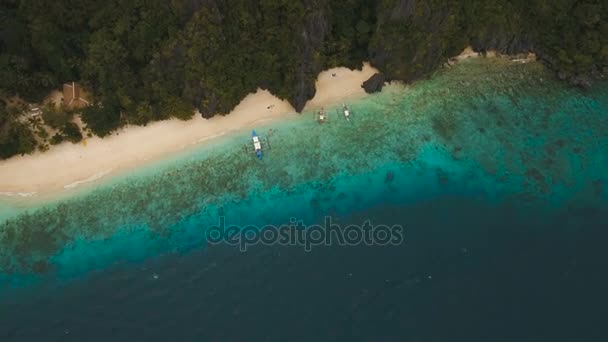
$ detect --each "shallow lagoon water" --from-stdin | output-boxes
[1,58,608,341]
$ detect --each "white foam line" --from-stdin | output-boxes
[63,169,113,189]
[196,133,226,144]
[0,191,38,197]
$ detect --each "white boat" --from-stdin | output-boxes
[243,130,270,160]
[252,131,262,159]
[336,103,352,121]
[342,103,350,120]
[318,107,326,123]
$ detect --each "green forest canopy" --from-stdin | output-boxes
[0,0,606,159]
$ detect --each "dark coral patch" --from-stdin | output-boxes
[31,260,52,274]
[432,114,458,141]
[542,158,554,168]
[592,180,603,198]
[436,168,449,186]
[525,167,545,183]
[545,139,568,156]
[451,146,463,160]
[525,167,549,193]
[385,172,394,183]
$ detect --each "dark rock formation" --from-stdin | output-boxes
[470,33,534,56]
[367,0,606,91]
[569,74,593,90]
[362,73,386,93]
[289,8,329,112]
[369,0,465,82]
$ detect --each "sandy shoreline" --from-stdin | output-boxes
[0,63,379,203]
[449,46,536,64]
[0,47,535,206]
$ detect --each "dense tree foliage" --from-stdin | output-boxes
[61,122,83,143]
[369,0,607,82]
[0,0,606,159]
[41,103,73,129]
[0,99,36,158]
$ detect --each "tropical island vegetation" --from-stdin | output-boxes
[1,0,606,159]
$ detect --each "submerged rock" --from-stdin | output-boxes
[385,171,394,183]
[569,74,592,90]
[362,73,386,93]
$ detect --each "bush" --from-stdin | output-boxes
[41,103,73,129]
[165,96,194,121]
[50,133,64,145]
[0,123,37,158]
[61,122,83,143]
[81,103,122,137]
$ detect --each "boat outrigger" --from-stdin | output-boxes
[244,130,270,159]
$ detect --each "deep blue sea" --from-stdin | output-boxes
[1,58,608,341]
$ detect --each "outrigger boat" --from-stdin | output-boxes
[317,107,327,123]
[341,103,351,120]
[244,130,270,159]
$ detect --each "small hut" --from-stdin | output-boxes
[62,82,89,108]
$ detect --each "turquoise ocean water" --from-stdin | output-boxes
[1,58,607,341]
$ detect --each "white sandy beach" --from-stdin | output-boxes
[0,63,379,201]
[451,46,536,63]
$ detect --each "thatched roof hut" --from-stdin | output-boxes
[62,82,89,108]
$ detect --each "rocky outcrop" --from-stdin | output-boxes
[470,32,534,56]
[366,0,606,91]
[290,8,329,112]
[196,0,605,115]
[474,32,603,90]
[369,0,464,82]
[362,73,386,93]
